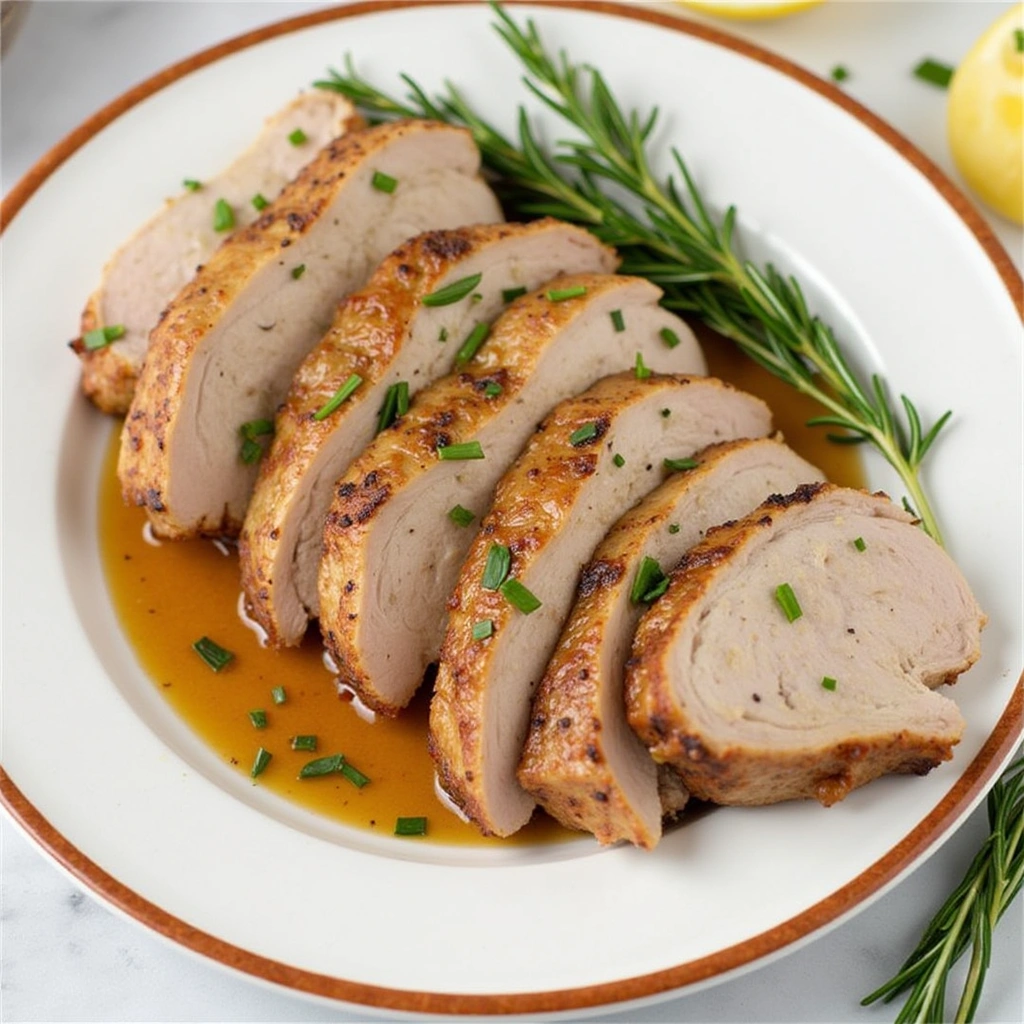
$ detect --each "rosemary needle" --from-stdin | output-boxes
[315,1,950,545]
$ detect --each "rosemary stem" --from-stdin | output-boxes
[918,871,983,1023]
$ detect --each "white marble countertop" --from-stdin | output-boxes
[1,2,1021,1021]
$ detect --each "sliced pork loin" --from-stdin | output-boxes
[75,91,360,414]
[118,120,503,539]
[241,225,617,648]
[626,483,985,808]
[519,437,824,849]
[318,275,705,714]
[429,373,772,837]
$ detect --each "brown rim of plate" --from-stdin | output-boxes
[1,0,1021,1015]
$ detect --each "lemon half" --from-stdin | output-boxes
[948,4,1024,224]
[675,0,824,20]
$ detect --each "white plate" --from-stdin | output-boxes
[2,1,1021,1015]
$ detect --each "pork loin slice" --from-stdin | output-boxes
[429,373,772,837]
[241,225,617,648]
[318,275,705,713]
[75,91,359,414]
[118,120,503,539]
[519,437,824,848]
[626,483,985,808]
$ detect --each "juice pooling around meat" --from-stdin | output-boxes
[98,333,865,844]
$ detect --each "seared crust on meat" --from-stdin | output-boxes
[74,292,139,414]
[75,92,360,415]
[625,484,984,807]
[519,437,824,847]
[429,373,773,836]
[318,274,703,713]
[242,227,617,648]
[119,120,500,538]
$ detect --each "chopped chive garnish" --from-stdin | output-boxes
[502,286,527,303]
[821,676,838,692]
[913,58,954,88]
[239,418,274,463]
[192,636,234,672]
[437,440,485,460]
[291,734,318,752]
[313,373,363,421]
[375,381,409,434]
[213,198,235,232]
[612,453,625,468]
[610,309,625,332]
[288,127,308,145]
[774,582,803,623]
[500,578,542,614]
[634,351,652,380]
[251,193,269,211]
[395,816,427,836]
[569,422,599,446]
[422,273,483,307]
[271,685,287,705]
[660,408,671,418]
[455,322,490,366]
[630,556,668,604]
[668,523,680,534]
[250,747,272,778]
[291,264,306,280]
[1015,28,1024,52]
[481,544,511,590]
[438,327,448,343]
[472,619,494,640]
[664,457,700,472]
[182,178,202,192]
[448,504,475,527]
[471,293,483,304]
[298,754,345,778]
[240,438,262,464]
[830,65,850,83]
[483,381,503,398]
[82,324,126,350]
[546,285,588,302]
[340,760,371,788]
[853,536,867,552]
[371,169,398,193]
[659,327,681,349]
[248,709,267,729]
[240,418,274,441]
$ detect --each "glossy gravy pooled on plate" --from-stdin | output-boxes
[97,333,865,845]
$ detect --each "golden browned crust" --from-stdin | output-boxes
[118,120,457,537]
[317,274,638,706]
[429,373,713,836]
[518,440,777,846]
[72,293,137,414]
[242,231,615,647]
[516,586,649,843]
[624,483,969,806]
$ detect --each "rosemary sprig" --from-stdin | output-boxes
[316,3,952,543]
[862,755,1024,1023]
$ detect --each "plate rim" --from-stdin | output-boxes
[1,0,1022,1015]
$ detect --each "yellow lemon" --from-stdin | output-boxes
[675,0,824,20]
[948,4,1024,224]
